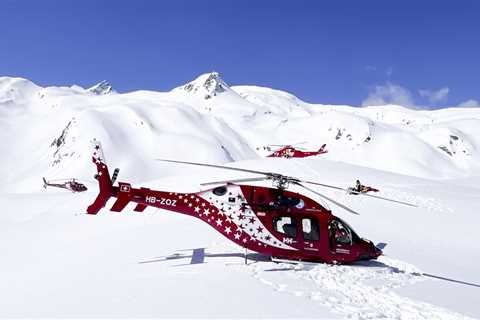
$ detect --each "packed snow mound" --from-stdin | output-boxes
[1,72,480,192]
[88,80,114,95]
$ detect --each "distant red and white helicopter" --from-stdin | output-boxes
[86,140,416,264]
[261,142,328,158]
[43,177,88,193]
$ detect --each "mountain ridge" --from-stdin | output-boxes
[1,72,480,192]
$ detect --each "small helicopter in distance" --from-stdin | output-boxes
[261,142,328,158]
[43,177,88,192]
[86,140,416,264]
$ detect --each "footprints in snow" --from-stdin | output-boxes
[248,256,467,320]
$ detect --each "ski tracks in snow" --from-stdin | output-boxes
[248,256,471,320]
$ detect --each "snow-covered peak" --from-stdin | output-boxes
[0,76,41,104]
[88,80,114,95]
[232,85,310,117]
[233,85,301,104]
[0,76,38,89]
[173,72,231,99]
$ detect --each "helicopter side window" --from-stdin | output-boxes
[328,219,352,246]
[302,218,319,241]
[273,216,297,238]
[212,186,227,196]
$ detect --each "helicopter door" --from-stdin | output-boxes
[328,218,354,259]
[301,217,320,252]
[272,216,297,244]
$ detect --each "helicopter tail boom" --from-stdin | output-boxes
[318,144,327,153]
[87,140,113,214]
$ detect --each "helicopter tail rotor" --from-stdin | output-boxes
[318,144,328,153]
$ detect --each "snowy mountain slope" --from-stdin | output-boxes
[1,72,480,191]
[233,88,480,175]
[1,72,480,318]
[232,85,311,118]
[0,75,261,192]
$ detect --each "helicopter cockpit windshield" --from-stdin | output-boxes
[276,195,304,209]
[329,217,361,246]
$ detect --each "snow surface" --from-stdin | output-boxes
[1,72,479,319]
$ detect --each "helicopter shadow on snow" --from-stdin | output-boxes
[138,247,271,267]
[138,245,391,270]
[138,247,480,288]
[137,247,387,272]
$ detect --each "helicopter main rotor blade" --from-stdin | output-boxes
[268,142,307,147]
[347,190,418,207]
[300,180,418,207]
[294,182,361,215]
[201,176,267,186]
[300,180,346,191]
[156,159,275,177]
[157,158,417,208]
[290,141,307,146]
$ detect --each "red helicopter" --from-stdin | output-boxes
[263,143,328,158]
[43,177,88,192]
[86,140,416,264]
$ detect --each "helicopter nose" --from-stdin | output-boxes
[357,240,382,261]
[373,244,383,257]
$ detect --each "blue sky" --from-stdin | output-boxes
[1,0,479,108]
